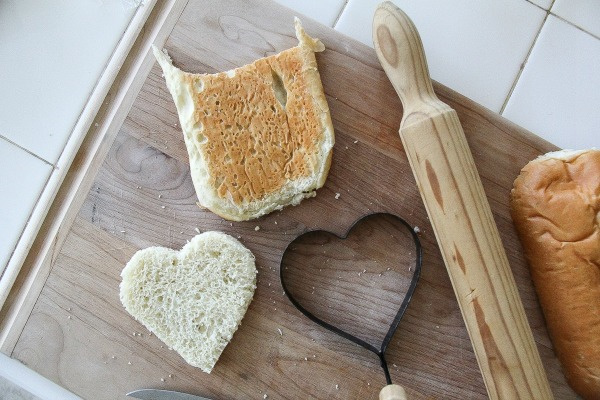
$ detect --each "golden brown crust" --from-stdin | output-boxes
[188,46,322,203]
[510,149,600,400]
[152,19,334,221]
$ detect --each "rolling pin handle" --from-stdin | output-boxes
[379,384,407,400]
[372,1,437,115]
[372,1,553,399]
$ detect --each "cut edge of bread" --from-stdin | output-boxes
[119,231,257,373]
[152,18,334,221]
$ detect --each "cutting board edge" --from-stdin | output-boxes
[0,0,190,355]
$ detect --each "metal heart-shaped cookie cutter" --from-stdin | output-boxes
[279,212,422,385]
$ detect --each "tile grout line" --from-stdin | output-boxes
[501,0,600,114]
[550,12,600,41]
[0,135,55,168]
[499,0,555,114]
[332,0,350,29]
[524,0,600,40]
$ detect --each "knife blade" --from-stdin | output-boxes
[126,389,213,400]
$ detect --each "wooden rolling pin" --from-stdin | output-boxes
[372,2,553,399]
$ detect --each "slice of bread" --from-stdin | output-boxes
[152,18,334,221]
[120,231,257,373]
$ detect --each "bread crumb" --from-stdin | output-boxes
[161,378,165,382]
[335,193,340,199]
[169,374,173,378]
[128,361,132,365]
[255,226,260,231]
[413,226,421,233]
[263,395,268,399]
[158,194,162,198]
[277,328,283,336]
[195,227,200,233]
[304,357,308,361]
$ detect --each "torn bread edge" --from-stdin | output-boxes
[151,18,334,221]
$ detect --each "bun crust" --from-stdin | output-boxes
[152,19,334,221]
[510,149,600,399]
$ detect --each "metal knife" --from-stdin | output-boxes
[126,389,213,400]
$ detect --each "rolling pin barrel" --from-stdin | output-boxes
[372,2,553,399]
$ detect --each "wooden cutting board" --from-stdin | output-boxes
[0,0,578,398]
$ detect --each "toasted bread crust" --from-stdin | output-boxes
[153,19,334,220]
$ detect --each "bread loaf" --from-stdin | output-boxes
[120,231,257,373]
[152,18,334,221]
[510,149,600,399]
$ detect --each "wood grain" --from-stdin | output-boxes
[1,0,577,399]
[0,0,158,309]
[373,3,553,399]
[0,0,189,354]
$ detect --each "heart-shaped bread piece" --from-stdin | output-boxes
[120,231,256,373]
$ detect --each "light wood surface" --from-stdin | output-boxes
[372,3,553,399]
[0,0,577,399]
[0,0,189,353]
[0,0,158,311]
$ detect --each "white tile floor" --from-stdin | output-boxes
[335,0,546,112]
[0,0,137,164]
[0,0,137,276]
[0,0,598,397]
[504,14,600,150]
